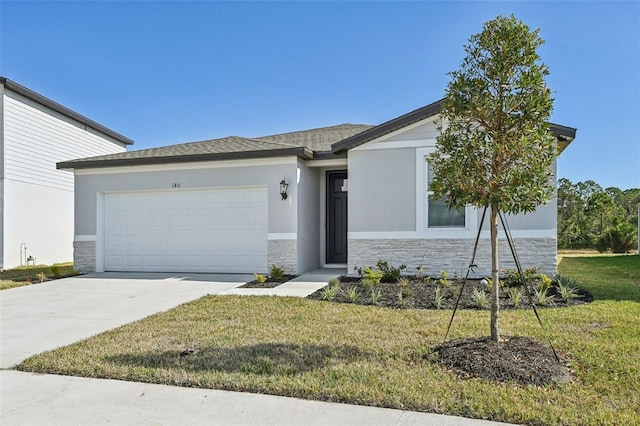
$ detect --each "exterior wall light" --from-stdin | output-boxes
[280,179,289,200]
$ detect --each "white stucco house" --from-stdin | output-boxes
[58,100,576,277]
[0,77,132,269]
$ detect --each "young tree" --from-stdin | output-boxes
[430,15,556,341]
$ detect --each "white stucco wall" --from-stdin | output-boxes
[296,159,320,273]
[73,158,303,273]
[347,117,560,275]
[1,88,127,269]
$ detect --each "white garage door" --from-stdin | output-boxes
[103,188,268,273]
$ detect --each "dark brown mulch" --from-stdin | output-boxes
[306,277,593,310]
[433,336,575,386]
[239,275,297,289]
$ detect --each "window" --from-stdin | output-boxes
[426,160,465,228]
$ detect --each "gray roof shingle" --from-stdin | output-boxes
[57,124,372,169]
[257,124,374,152]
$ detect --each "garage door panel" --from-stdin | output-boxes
[104,188,268,273]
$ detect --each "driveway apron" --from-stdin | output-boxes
[0,273,250,369]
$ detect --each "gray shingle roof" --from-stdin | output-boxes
[257,124,374,152]
[57,124,372,169]
[56,101,577,171]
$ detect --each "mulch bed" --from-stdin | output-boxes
[306,276,593,310]
[307,276,587,386]
[433,336,575,386]
[239,275,297,289]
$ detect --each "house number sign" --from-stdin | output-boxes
[172,183,181,188]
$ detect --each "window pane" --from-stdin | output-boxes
[428,196,465,228]
[427,161,435,185]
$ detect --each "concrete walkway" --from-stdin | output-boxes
[0,272,512,425]
[1,370,510,425]
[221,268,344,297]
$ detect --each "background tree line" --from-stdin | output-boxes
[557,178,639,252]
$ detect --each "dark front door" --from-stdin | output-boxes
[326,171,348,264]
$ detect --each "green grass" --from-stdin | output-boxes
[0,262,77,287]
[559,255,640,302]
[0,279,31,290]
[17,256,640,425]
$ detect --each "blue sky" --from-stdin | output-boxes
[1,1,638,190]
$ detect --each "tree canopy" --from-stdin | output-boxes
[558,178,639,252]
[430,14,556,214]
[430,15,557,341]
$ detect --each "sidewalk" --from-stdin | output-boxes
[1,271,514,426]
[220,268,344,297]
[1,370,512,426]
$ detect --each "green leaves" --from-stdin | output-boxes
[430,14,556,215]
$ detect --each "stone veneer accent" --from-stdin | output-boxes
[268,239,297,275]
[73,240,96,274]
[348,238,557,278]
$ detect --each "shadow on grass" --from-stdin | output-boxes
[106,342,366,375]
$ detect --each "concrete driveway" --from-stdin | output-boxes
[0,272,512,426]
[0,272,251,369]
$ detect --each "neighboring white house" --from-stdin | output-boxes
[0,77,133,270]
[59,100,576,277]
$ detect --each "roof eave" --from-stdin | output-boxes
[56,147,313,170]
[331,99,444,154]
[331,100,577,155]
[1,76,134,146]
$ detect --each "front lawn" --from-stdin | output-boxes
[0,279,30,290]
[17,256,640,425]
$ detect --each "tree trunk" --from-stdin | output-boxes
[490,205,500,341]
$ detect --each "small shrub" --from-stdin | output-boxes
[597,219,637,253]
[506,287,523,307]
[398,277,410,288]
[423,276,433,285]
[327,277,340,287]
[533,288,554,306]
[370,289,382,305]
[36,272,46,283]
[434,286,445,309]
[360,277,379,291]
[502,268,521,287]
[438,270,449,287]
[376,261,406,283]
[269,265,285,280]
[539,273,553,293]
[322,284,341,301]
[353,266,364,278]
[50,265,62,277]
[471,288,489,309]
[396,290,408,308]
[449,286,463,300]
[503,266,543,288]
[363,267,383,284]
[254,273,267,284]
[555,274,580,301]
[342,287,360,303]
[416,265,425,277]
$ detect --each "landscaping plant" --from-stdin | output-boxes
[430,15,557,340]
[269,265,285,280]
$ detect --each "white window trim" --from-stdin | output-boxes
[415,148,478,237]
